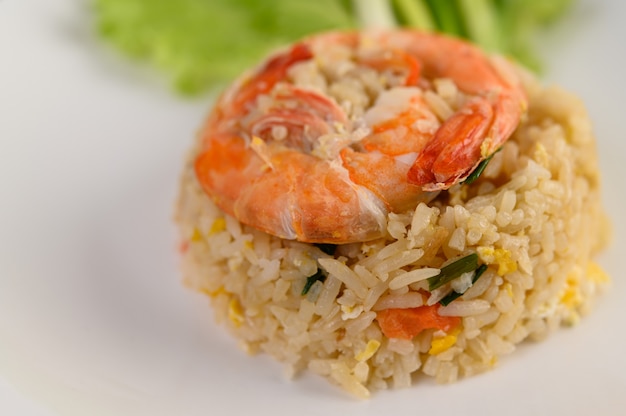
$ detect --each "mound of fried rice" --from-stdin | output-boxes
[175,39,610,398]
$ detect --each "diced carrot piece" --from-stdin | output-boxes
[179,240,189,254]
[376,304,461,340]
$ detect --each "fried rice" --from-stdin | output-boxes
[175,33,610,398]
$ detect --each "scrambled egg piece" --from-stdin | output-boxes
[428,328,461,355]
[191,227,203,242]
[560,262,610,311]
[480,139,492,158]
[200,286,226,298]
[228,298,245,327]
[477,247,518,276]
[587,261,610,284]
[560,272,583,310]
[489,356,498,367]
[534,142,550,167]
[341,304,364,320]
[355,340,381,362]
[209,217,226,234]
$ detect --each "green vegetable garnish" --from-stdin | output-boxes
[462,147,500,186]
[94,0,356,94]
[427,253,479,291]
[425,0,463,36]
[439,263,488,306]
[315,243,337,256]
[497,0,575,71]
[456,0,502,52]
[301,268,327,296]
[392,0,436,30]
[94,0,575,95]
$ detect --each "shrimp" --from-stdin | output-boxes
[194,30,527,243]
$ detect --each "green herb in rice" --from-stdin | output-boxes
[439,263,488,306]
[301,268,327,296]
[427,253,479,291]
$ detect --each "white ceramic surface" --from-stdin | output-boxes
[1,0,625,415]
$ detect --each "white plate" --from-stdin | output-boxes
[1,0,625,415]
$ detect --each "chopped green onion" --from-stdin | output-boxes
[352,0,397,29]
[392,0,436,30]
[455,0,502,52]
[462,147,500,185]
[426,0,464,36]
[301,268,327,295]
[428,253,478,291]
[315,243,337,256]
[523,0,575,24]
[439,263,488,306]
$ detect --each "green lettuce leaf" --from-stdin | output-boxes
[94,0,575,94]
[95,0,356,94]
